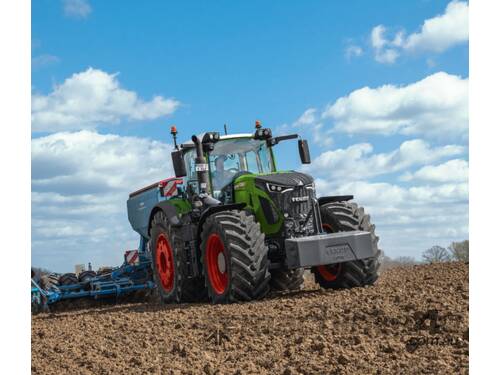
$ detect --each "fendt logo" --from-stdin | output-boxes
[291,196,309,202]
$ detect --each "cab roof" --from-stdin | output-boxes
[181,133,253,148]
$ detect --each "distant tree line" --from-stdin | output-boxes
[381,239,469,271]
[422,240,469,263]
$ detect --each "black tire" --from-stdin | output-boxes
[313,201,381,289]
[40,273,60,290]
[270,268,305,291]
[59,273,78,286]
[200,210,270,303]
[150,211,207,303]
[181,277,209,303]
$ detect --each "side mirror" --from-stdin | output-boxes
[298,140,311,164]
[171,150,187,177]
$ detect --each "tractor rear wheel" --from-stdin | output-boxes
[200,210,270,303]
[270,268,305,291]
[150,211,207,303]
[313,201,381,289]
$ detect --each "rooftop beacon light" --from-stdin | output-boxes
[170,125,179,150]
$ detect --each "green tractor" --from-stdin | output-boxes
[127,122,381,303]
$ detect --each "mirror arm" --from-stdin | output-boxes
[267,134,299,147]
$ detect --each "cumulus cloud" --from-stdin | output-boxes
[305,139,464,181]
[322,72,468,139]
[314,179,468,258]
[307,136,468,258]
[401,159,468,183]
[370,1,468,63]
[32,68,180,132]
[62,0,92,19]
[31,131,174,271]
[345,45,363,60]
[403,0,468,53]
[277,108,333,148]
[371,25,401,64]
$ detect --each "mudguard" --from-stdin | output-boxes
[149,201,182,232]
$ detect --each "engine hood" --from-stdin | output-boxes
[254,171,314,187]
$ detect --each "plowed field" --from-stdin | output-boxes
[32,262,469,374]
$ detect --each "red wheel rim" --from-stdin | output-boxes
[317,264,341,281]
[205,233,228,295]
[317,223,341,281]
[155,233,175,292]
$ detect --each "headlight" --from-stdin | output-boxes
[305,183,315,191]
[266,183,293,193]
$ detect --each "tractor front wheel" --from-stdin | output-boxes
[200,210,270,303]
[313,201,381,289]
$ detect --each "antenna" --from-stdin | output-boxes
[224,123,228,135]
[170,125,178,150]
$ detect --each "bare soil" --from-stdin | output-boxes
[32,262,469,375]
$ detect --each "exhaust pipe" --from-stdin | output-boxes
[191,135,211,195]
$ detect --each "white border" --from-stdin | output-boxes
[0,0,30,374]
[470,0,500,373]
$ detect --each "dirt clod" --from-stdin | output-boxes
[32,262,469,374]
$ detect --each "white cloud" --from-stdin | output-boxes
[305,139,464,181]
[63,0,92,19]
[295,108,317,126]
[370,1,468,63]
[345,45,363,60]
[314,179,468,259]
[32,68,180,132]
[371,25,400,64]
[32,54,60,70]
[401,159,468,183]
[31,131,174,271]
[276,108,333,148]
[403,0,468,53]
[322,72,468,138]
[308,137,468,258]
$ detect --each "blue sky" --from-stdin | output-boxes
[32,0,469,271]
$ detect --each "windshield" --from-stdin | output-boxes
[209,138,274,192]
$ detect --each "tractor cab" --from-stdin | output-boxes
[171,122,311,202]
[183,134,275,200]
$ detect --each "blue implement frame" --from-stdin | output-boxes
[31,241,155,312]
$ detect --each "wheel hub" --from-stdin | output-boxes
[217,252,226,273]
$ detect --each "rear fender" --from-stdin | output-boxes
[148,201,183,236]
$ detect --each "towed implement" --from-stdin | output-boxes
[31,250,154,313]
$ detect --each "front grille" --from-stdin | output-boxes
[270,186,314,216]
[268,185,319,237]
[254,172,319,236]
